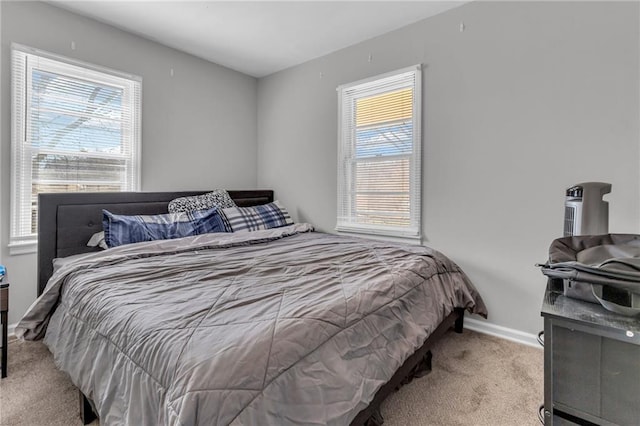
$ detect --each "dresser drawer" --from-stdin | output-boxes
[552,325,640,425]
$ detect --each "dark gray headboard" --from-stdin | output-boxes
[37,190,274,296]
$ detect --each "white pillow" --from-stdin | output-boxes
[87,231,108,250]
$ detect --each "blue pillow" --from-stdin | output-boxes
[103,207,226,248]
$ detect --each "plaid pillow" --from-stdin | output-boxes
[220,201,293,232]
[103,207,226,248]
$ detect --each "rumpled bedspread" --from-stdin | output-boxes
[16,224,487,425]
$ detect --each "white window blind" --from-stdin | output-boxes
[336,65,422,239]
[10,44,141,248]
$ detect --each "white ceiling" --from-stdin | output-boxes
[50,1,465,78]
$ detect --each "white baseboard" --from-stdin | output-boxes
[7,323,17,338]
[464,318,542,349]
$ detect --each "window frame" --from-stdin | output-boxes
[10,44,142,253]
[336,65,422,241]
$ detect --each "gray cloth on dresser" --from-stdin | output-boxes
[16,224,486,426]
[541,234,640,293]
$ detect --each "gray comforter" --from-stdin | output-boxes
[16,224,487,425]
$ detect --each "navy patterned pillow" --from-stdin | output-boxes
[220,201,293,232]
[168,190,236,213]
[103,207,226,248]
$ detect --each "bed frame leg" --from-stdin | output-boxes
[363,408,384,426]
[454,308,465,333]
[395,349,433,391]
[413,350,432,378]
[79,390,97,425]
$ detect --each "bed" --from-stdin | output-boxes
[17,190,487,426]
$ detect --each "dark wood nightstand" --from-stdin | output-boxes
[1,282,8,378]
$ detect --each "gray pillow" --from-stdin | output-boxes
[168,190,237,213]
[53,252,92,272]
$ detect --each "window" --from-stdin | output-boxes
[336,65,422,239]
[10,44,141,249]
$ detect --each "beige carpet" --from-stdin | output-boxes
[0,330,543,425]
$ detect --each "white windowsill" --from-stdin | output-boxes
[8,241,37,255]
[335,226,422,245]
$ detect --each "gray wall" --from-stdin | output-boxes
[0,1,258,325]
[257,1,640,335]
[2,1,638,338]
